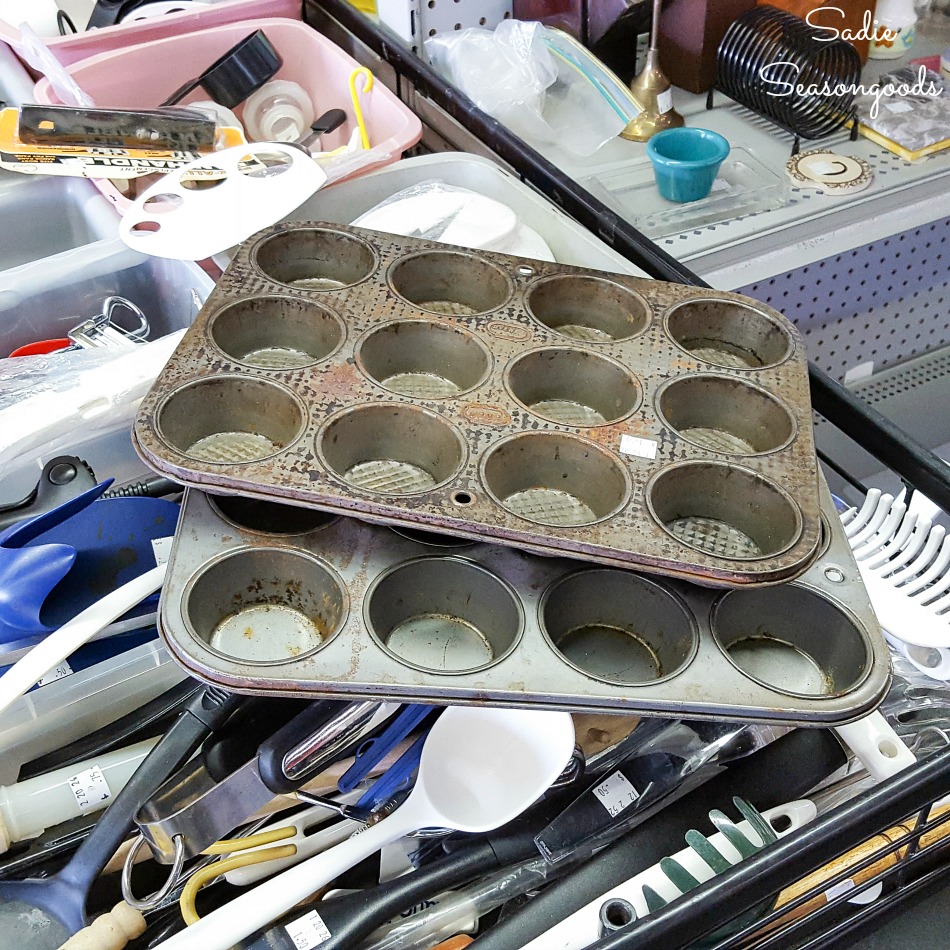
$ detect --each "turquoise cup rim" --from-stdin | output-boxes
[646,128,731,169]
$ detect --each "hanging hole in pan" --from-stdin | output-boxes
[506,348,641,426]
[209,494,337,535]
[712,585,870,696]
[452,491,474,506]
[356,320,491,398]
[656,376,795,455]
[254,227,377,291]
[388,250,512,316]
[209,296,345,370]
[481,432,630,527]
[317,404,466,495]
[526,275,650,343]
[184,548,348,663]
[541,570,697,685]
[365,556,523,674]
[647,462,802,560]
[665,298,793,369]
[157,377,305,464]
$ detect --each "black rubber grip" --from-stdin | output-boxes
[256,700,350,794]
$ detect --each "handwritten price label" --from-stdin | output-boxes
[67,765,111,812]
[593,770,640,818]
[285,910,332,949]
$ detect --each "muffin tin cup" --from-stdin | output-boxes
[655,375,796,456]
[356,319,493,399]
[155,375,306,465]
[181,546,348,664]
[135,221,824,588]
[646,461,803,562]
[506,347,641,426]
[365,556,524,674]
[712,585,872,698]
[158,481,890,723]
[209,295,345,370]
[665,297,794,370]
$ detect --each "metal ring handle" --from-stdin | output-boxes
[121,833,187,911]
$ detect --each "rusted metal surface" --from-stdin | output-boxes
[134,221,824,587]
[156,482,889,724]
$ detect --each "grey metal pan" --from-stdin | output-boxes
[157,476,889,725]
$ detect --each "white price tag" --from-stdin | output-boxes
[710,178,731,192]
[37,662,73,686]
[656,89,673,113]
[593,770,640,818]
[285,910,332,950]
[151,536,174,566]
[619,434,658,460]
[67,765,111,812]
[884,100,912,113]
[824,878,856,901]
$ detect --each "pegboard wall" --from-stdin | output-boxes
[737,216,950,383]
[376,0,512,56]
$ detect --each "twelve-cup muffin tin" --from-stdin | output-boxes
[134,221,823,587]
[157,483,889,723]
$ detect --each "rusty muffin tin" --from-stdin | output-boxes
[157,483,890,723]
[134,222,823,587]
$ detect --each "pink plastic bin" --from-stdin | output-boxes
[0,0,301,68]
[33,18,422,214]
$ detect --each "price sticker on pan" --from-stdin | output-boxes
[619,434,658,460]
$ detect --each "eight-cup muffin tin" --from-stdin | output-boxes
[156,481,890,724]
[134,221,823,587]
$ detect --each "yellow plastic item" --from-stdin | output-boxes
[180,825,300,925]
[348,67,374,150]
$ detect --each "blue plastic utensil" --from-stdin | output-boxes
[338,704,435,793]
[0,485,178,644]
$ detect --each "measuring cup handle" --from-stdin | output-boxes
[159,803,426,950]
[58,686,244,898]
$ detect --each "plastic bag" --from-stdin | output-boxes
[425,20,627,157]
[0,330,184,472]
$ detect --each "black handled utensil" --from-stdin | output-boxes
[0,685,244,948]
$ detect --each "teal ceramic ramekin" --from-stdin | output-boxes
[646,128,731,203]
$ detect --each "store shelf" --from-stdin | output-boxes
[521,38,950,288]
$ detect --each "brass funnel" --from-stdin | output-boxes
[622,0,684,142]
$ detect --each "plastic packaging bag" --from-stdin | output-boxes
[0,330,184,472]
[536,718,789,864]
[425,20,626,157]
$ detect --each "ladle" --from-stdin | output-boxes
[155,706,576,950]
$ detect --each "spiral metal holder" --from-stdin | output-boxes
[708,4,861,156]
